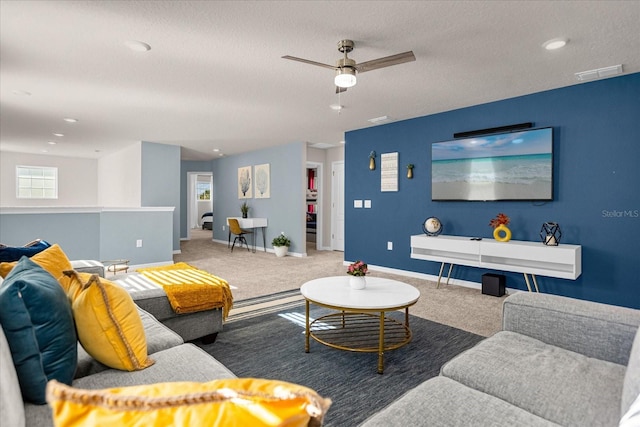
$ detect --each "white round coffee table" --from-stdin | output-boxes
[300,276,420,374]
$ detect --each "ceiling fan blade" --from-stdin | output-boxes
[335,86,347,94]
[282,55,336,70]
[355,51,416,73]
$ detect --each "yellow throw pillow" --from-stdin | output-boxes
[47,378,332,427]
[60,271,154,371]
[0,243,72,281]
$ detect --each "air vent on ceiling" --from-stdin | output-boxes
[367,115,393,125]
[575,64,623,82]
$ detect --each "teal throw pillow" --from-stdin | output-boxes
[0,256,77,404]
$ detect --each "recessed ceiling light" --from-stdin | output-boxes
[330,104,343,111]
[542,38,568,50]
[339,140,345,144]
[124,40,151,52]
[53,133,64,137]
[41,149,48,153]
[47,141,57,145]
[212,148,220,152]
[63,118,78,123]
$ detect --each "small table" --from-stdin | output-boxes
[300,276,420,374]
[102,259,130,276]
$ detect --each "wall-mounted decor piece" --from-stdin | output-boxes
[407,164,414,179]
[238,166,252,199]
[369,151,376,170]
[381,152,398,192]
[254,163,270,199]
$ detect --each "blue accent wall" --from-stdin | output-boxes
[345,73,640,309]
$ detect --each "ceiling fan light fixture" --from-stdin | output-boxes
[335,67,357,88]
[542,38,568,50]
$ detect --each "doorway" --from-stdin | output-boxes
[186,172,213,240]
[306,162,322,251]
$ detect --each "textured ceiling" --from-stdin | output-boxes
[1,0,639,160]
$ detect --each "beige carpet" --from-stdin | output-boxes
[175,228,505,337]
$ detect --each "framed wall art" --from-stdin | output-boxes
[254,163,271,199]
[238,166,252,199]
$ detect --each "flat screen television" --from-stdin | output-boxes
[431,127,553,201]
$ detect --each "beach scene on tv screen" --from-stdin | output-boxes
[432,128,553,201]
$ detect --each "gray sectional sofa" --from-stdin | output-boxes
[70,260,224,343]
[2,305,236,427]
[362,292,640,426]
[2,258,234,427]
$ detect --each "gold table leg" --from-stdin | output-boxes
[377,311,385,374]
[305,300,310,353]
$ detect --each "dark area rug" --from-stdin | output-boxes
[196,303,483,426]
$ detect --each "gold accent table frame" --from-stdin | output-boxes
[300,276,420,374]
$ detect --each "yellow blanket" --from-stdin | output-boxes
[137,263,233,319]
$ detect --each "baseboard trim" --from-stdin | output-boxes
[212,238,305,257]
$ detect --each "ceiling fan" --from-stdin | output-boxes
[282,40,416,93]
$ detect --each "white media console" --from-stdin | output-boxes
[410,234,582,292]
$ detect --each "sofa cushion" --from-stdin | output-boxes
[74,307,184,379]
[502,292,640,366]
[622,326,640,416]
[61,271,154,372]
[0,243,72,281]
[0,239,51,262]
[361,376,560,427]
[47,377,330,427]
[70,259,105,277]
[0,257,77,404]
[441,330,626,427]
[27,344,237,427]
[0,326,26,427]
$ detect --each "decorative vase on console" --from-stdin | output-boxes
[240,202,250,219]
[540,222,562,246]
[490,213,512,242]
[347,260,368,290]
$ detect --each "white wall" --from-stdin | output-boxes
[323,146,344,248]
[0,151,98,206]
[97,142,141,207]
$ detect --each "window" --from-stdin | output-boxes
[196,181,211,200]
[16,166,58,199]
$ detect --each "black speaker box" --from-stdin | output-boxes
[482,273,505,297]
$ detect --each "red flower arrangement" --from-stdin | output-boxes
[347,260,368,277]
[489,213,510,229]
